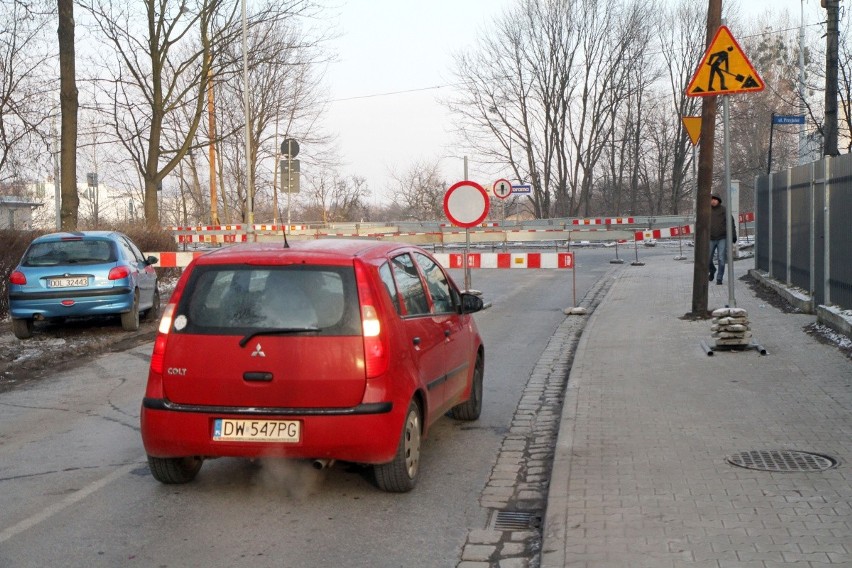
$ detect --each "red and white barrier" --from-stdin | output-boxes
[168,224,245,231]
[252,224,309,231]
[635,225,694,241]
[148,251,208,268]
[148,251,575,270]
[177,233,248,243]
[572,217,635,225]
[432,252,574,269]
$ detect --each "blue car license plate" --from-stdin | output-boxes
[47,276,89,288]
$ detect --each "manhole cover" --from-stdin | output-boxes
[726,450,838,472]
[490,510,541,531]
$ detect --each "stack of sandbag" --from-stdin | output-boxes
[711,307,752,347]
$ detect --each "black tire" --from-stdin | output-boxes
[142,287,161,322]
[374,400,422,492]
[147,455,203,484]
[450,354,484,421]
[11,318,33,340]
[121,291,140,331]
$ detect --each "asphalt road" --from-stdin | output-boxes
[0,246,678,567]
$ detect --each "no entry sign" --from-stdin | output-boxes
[443,180,490,228]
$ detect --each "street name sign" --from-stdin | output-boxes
[772,115,805,125]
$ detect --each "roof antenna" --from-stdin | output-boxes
[283,226,290,248]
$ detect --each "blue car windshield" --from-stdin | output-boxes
[23,239,117,266]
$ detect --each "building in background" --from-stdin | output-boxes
[13,177,143,229]
[0,196,43,229]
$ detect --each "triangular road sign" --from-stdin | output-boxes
[686,26,764,97]
[681,116,702,146]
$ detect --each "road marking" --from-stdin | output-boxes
[0,461,139,544]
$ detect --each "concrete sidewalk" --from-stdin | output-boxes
[541,258,852,567]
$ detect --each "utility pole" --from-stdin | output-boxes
[798,0,806,164]
[690,0,722,317]
[822,0,840,156]
[207,57,220,225]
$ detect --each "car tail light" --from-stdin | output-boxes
[108,266,131,280]
[9,271,26,285]
[150,303,176,375]
[355,262,389,378]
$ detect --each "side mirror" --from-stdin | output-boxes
[146,255,159,266]
[459,292,485,314]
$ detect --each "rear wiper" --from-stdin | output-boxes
[239,327,321,347]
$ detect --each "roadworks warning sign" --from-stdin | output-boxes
[686,26,764,97]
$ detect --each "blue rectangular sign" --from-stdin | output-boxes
[512,184,532,194]
[772,115,805,125]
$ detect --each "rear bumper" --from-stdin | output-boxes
[9,287,133,319]
[140,398,402,464]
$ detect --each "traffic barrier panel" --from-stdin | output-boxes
[149,251,209,268]
[572,217,635,225]
[635,225,694,241]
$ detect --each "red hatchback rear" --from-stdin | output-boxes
[140,240,485,492]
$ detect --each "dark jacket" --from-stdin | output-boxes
[710,203,736,241]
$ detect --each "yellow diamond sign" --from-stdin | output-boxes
[686,26,764,97]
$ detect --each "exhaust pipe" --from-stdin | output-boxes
[312,458,335,470]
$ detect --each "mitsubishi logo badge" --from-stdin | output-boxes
[251,343,266,357]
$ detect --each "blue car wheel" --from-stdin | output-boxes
[121,290,140,331]
[12,318,34,340]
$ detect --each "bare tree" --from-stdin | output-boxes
[388,160,447,221]
[656,0,705,215]
[78,0,320,228]
[301,172,368,223]
[0,1,53,185]
[210,10,332,224]
[450,0,656,219]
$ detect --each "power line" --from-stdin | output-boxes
[328,22,825,104]
[330,83,457,102]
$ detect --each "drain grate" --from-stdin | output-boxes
[491,510,541,531]
[726,450,838,472]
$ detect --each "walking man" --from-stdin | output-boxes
[709,193,736,285]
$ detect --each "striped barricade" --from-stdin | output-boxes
[432,252,574,269]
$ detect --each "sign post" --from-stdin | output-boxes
[443,180,490,290]
[493,179,512,251]
[281,138,299,230]
[687,25,764,308]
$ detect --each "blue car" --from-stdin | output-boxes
[8,231,160,339]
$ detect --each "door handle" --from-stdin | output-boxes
[244,372,273,382]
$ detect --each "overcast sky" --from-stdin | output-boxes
[323,1,825,206]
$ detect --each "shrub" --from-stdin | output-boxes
[0,229,47,319]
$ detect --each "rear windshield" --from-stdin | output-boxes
[23,239,116,266]
[175,264,361,336]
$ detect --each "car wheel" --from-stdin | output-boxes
[11,318,33,339]
[374,400,422,492]
[450,354,484,421]
[143,287,161,322]
[121,291,140,331]
[147,455,203,484]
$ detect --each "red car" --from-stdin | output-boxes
[140,239,485,492]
